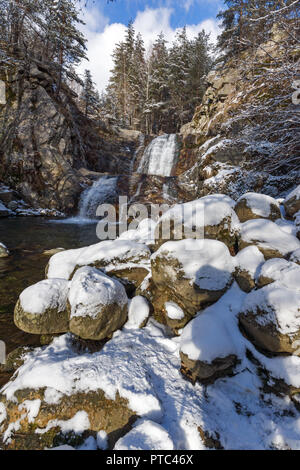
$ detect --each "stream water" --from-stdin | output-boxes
[0,217,99,356]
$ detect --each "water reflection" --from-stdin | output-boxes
[0,217,99,353]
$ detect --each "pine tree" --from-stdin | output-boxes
[145,32,170,134]
[81,69,100,118]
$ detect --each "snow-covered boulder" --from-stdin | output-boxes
[290,248,300,265]
[124,296,150,329]
[151,239,234,319]
[14,279,69,335]
[46,239,151,290]
[68,267,128,340]
[234,192,281,222]
[239,283,300,356]
[233,246,265,292]
[0,242,9,258]
[114,420,174,450]
[284,186,300,218]
[180,283,243,384]
[154,194,240,252]
[239,219,300,259]
[257,258,300,290]
[180,309,238,384]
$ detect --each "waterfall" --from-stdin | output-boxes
[137,134,179,177]
[78,176,118,219]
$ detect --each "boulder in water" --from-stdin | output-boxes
[14,279,69,335]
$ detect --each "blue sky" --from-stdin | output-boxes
[79,0,224,91]
[99,0,222,30]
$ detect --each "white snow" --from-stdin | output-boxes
[124,296,150,330]
[19,399,41,424]
[152,239,234,291]
[96,431,108,450]
[234,246,265,277]
[19,279,69,315]
[47,239,151,280]
[241,283,300,335]
[285,185,300,203]
[241,219,300,256]
[68,267,127,319]
[0,402,7,426]
[158,194,239,238]
[290,248,300,265]
[258,258,300,291]
[3,288,300,449]
[275,218,297,236]
[236,192,280,218]
[165,302,185,321]
[114,419,174,450]
[119,218,156,246]
[36,411,90,436]
[180,283,245,362]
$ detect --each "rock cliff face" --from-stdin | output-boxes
[0,62,137,213]
[179,30,300,200]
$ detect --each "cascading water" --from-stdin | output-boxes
[137,134,179,177]
[78,175,118,219]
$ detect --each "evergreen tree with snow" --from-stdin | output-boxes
[81,69,100,118]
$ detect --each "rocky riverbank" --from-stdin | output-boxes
[1,185,300,450]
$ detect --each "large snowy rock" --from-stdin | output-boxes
[46,239,151,290]
[0,242,9,258]
[179,283,243,384]
[154,194,240,252]
[114,420,174,450]
[284,186,300,218]
[68,267,128,340]
[239,219,300,259]
[233,246,265,292]
[257,258,300,290]
[14,279,69,335]
[234,192,281,222]
[239,283,300,356]
[180,310,238,384]
[151,239,234,319]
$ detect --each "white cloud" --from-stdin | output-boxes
[184,0,194,12]
[78,7,221,92]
